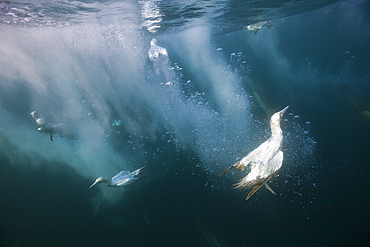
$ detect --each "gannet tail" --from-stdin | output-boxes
[133,165,148,176]
[234,175,274,200]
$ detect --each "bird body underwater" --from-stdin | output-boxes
[220,106,289,200]
[89,166,147,189]
[30,111,64,141]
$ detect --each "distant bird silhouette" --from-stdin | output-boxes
[220,106,289,200]
[89,166,147,189]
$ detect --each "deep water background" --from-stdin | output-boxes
[1,0,370,247]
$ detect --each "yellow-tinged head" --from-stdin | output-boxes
[89,177,109,189]
[270,106,289,132]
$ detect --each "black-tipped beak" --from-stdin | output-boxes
[89,180,98,189]
[279,106,289,117]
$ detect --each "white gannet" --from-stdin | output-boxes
[148,38,168,61]
[89,166,147,189]
[220,106,289,200]
[246,21,273,35]
[30,111,64,141]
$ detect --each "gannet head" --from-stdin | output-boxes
[150,38,157,46]
[89,177,108,189]
[270,106,289,126]
[30,111,40,119]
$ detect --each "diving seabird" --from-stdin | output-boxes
[31,111,64,141]
[89,166,147,189]
[220,106,289,200]
[148,38,168,61]
[247,21,273,35]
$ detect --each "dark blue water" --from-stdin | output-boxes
[0,0,370,246]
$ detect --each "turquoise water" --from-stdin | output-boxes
[0,0,369,246]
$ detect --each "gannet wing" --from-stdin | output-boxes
[112,166,147,186]
[115,174,147,187]
[219,153,259,176]
[115,178,130,186]
[269,150,284,173]
[112,170,130,180]
[220,140,270,176]
[219,161,239,176]
[111,171,131,186]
